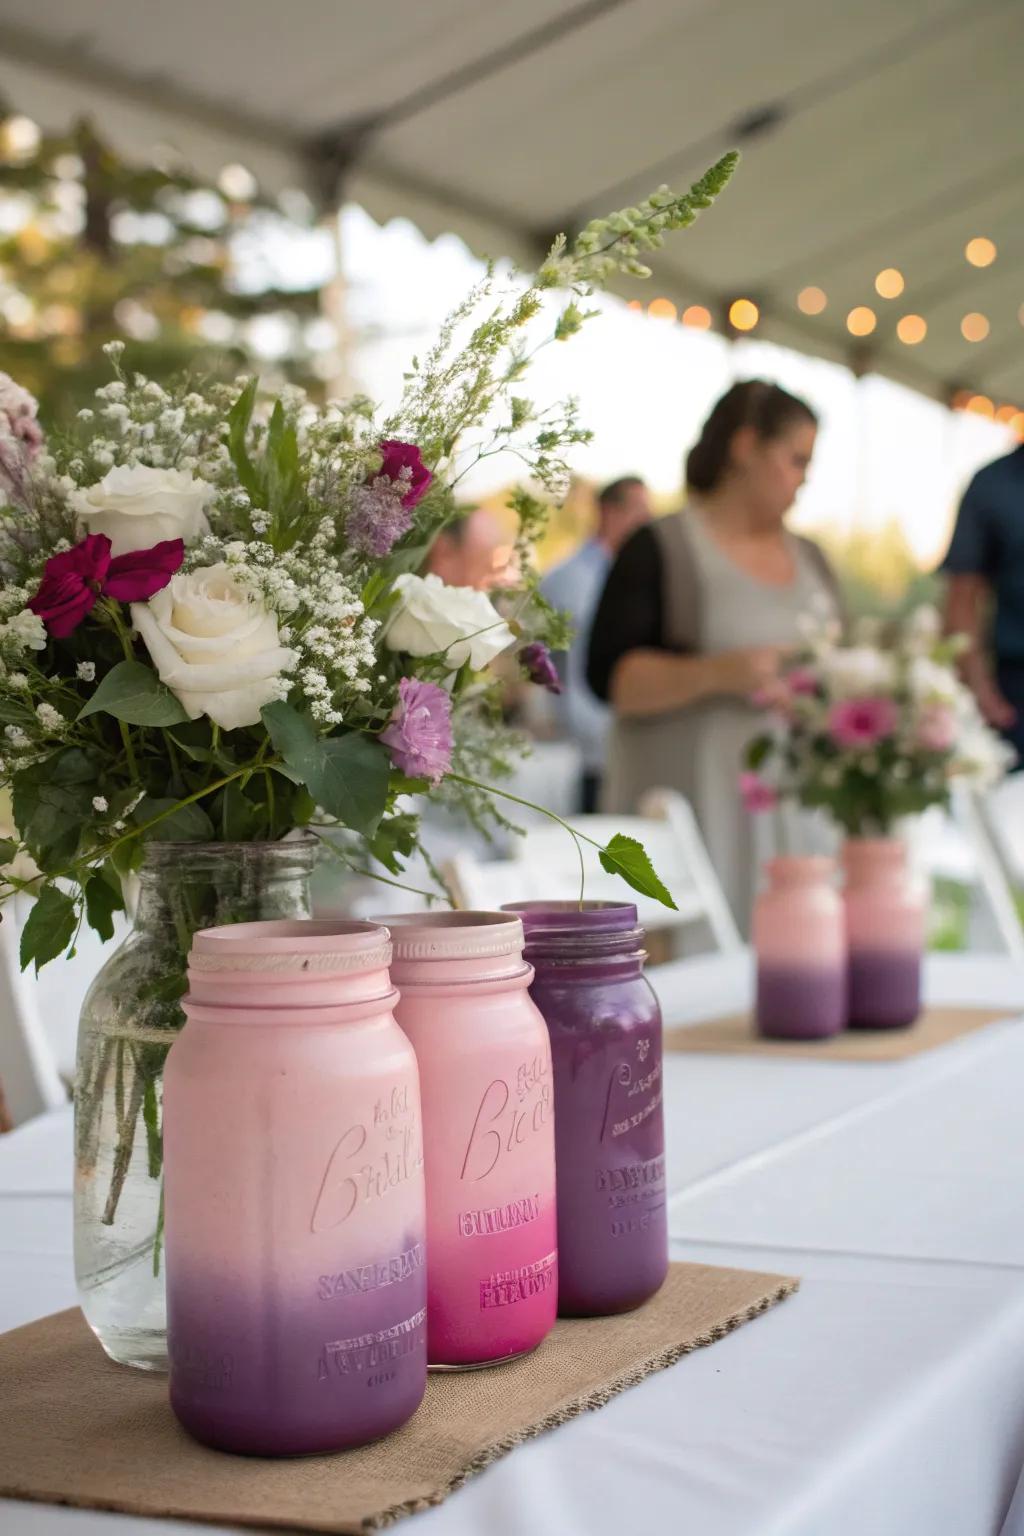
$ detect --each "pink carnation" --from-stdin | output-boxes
[786,665,819,696]
[739,771,779,813]
[380,677,453,784]
[828,696,899,749]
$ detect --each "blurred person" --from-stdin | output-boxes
[587,381,843,933]
[542,476,653,810]
[426,507,510,590]
[941,441,1024,766]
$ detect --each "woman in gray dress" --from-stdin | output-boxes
[587,380,844,934]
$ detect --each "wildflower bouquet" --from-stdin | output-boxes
[742,606,1013,835]
[0,153,739,974]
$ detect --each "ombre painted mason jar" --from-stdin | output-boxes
[384,912,557,1368]
[843,838,925,1029]
[753,857,846,1040]
[163,920,427,1456]
[505,902,668,1317]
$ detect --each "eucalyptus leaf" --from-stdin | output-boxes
[78,661,189,726]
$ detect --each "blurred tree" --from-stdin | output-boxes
[0,112,332,422]
[816,518,940,620]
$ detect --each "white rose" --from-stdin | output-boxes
[131,565,298,731]
[823,645,897,698]
[384,573,515,671]
[73,464,211,556]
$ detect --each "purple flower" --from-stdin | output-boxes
[377,440,431,509]
[520,641,561,693]
[380,677,453,783]
[346,478,414,557]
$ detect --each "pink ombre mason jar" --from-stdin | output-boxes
[163,920,427,1456]
[506,902,668,1317]
[753,857,846,1040]
[843,839,925,1029]
[384,912,557,1368]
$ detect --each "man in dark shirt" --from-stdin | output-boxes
[942,445,1024,765]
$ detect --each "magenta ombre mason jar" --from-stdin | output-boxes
[383,912,557,1368]
[843,838,925,1028]
[505,902,669,1317]
[163,920,427,1456]
[753,857,846,1040]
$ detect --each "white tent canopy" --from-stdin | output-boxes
[2,0,1022,405]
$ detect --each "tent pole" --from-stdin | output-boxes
[320,204,355,401]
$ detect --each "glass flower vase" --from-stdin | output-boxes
[73,837,316,1372]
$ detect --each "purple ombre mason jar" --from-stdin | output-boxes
[505,902,669,1316]
[163,920,427,1456]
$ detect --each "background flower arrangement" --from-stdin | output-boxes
[742,605,1014,835]
[0,151,739,974]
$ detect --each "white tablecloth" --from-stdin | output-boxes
[3,953,1024,1536]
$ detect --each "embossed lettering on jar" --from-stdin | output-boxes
[505,902,669,1317]
[163,920,427,1455]
[383,912,558,1368]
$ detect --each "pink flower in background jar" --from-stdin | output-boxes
[915,703,957,753]
[828,696,899,749]
[740,770,779,813]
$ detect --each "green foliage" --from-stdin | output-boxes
[20,882,77,972]
[78,660,189,726]
[262,702,390,836]
[599,835,678,910]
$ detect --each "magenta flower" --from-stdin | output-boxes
[828,696,899,749]
[377,441,432,509]
[739,771,779,813]
[28,533,184,638]
[786,665,819,696]
[916,704,957,753]
[380,677,453,783]
[520,641,561,693]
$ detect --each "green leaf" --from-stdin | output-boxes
[262,702,390,835]
[745,735,773,771]
[0,837,17,864]
[78,660,189,726]
[598,834,678,911]
[306,736,390,836]
[265,401,302,524]
[366,812,419,875]
[84,870,122,941]
[20,883,78,973]
[12,748,100,868]
[226,377,263,503]
[132,796,215,842]
[218,777,261,840]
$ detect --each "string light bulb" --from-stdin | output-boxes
[728,298,759,331]
[846,306,877,337]
[875,268,904,299]
[797,286,827,315]
[965,237,996,268]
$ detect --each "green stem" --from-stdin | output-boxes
[152,1182,165,1278]
[447,770,589,909]
[313,830,444,905]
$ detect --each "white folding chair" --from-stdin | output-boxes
[0,893,127,1128]
[906,786,1024,958]
[444,788,742,957]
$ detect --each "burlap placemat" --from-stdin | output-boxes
[665,1004,1012,1062]
[0,1261,797,1533]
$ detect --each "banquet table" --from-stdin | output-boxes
[3,951,1024,1536]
